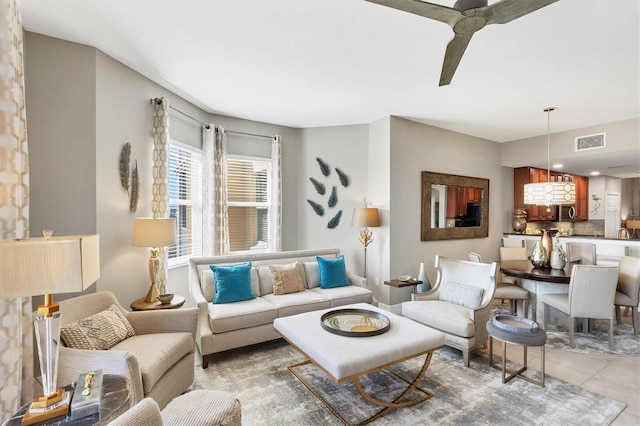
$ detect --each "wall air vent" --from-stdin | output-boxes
[575,133,606,151]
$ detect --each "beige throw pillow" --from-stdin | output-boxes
[60,304,135,350]
[269,262,305,295]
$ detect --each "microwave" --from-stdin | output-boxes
[557,205,576,220]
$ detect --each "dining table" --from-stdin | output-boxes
[499,260,577,323]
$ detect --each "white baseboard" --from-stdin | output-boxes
[376,302,403,315]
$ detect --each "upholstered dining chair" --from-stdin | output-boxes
[468,250,529,318]
[541,265,619,350]
[614,256,640,335]
[566,243,596,265]
[501,238,525,248]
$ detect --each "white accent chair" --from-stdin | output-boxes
[403,255,497,367]
[614,256,640,334]
[541,265,619,350]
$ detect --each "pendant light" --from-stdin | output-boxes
[523,107,576,210]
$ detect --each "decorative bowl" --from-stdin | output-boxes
[397,275,412,282]
[157,293,174,305]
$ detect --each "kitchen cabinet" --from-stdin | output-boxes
[514,167,557,221]
[573,175,589,220]
[513,167,588,222]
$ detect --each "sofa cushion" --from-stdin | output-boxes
[439,282,484,309]
[269,262,305,295]
[317,255,350,289]
[111,332,193,393]
[309,286,373,307]
[211,262,256,304]
[258,262,306,296]
[208,297,278,334]
[262,290,330,317]
[60,304,135,350]
[402,300,475,338]
[303,262,321,289]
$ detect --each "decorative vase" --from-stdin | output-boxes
[416,262,431,293]
[539,229,553,268]
[512,209,527,234]
[530,241,546,268]
[550,250,566,270]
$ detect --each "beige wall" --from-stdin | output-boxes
[23,31,640,311]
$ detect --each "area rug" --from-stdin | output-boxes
[545,320,640,356]
[191,340,626,426]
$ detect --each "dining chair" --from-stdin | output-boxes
[614,256,640,335]
[541,265,619,350]
[566,243,596,265]
[468,250,530,318]
[501,238,525,248]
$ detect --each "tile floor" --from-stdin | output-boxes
[488,315,640,426]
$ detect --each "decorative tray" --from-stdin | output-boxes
[321,308,390,337]
[492,314,539,334]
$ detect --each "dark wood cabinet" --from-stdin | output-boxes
[513,167,588,222]
[573,175,589,220]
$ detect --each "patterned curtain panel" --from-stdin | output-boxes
[151,97,170,294]
[213,126,230,255]
[0,0,34,419]
[201,124,214,256]
[270,136,282,252]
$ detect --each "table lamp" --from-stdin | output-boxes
[352,205,380,279]
[132,218,176,302]
[0,233,100,424]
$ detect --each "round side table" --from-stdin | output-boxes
[486,319,547,387]
[130,294,185,311]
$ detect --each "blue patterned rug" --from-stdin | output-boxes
[192,340,625,425]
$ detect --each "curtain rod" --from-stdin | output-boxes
[150,98,276,140]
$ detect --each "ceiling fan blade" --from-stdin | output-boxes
[483,0,559,25]
[364,0,461,26]
[439,33,473,86]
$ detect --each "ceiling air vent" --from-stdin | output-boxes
[575,133,606,151]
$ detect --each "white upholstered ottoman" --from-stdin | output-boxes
[274,303,444,424]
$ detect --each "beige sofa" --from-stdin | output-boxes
[189,248,373,368]
[57,291,197,409]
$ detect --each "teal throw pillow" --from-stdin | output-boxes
[211,262,256,304]
[317,255,350,289]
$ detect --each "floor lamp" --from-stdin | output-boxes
[0,233,100,424]
[352,206,380,279]
[133,218,176,302]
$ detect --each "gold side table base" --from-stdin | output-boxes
[489,336,546,388]
[288,352,435,426]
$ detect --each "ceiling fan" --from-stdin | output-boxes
[365,0,558,86]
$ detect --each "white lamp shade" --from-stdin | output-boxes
[133,218,176,247]
[0,234,100,299]
[352,208,380,228]
[524,182,576,205]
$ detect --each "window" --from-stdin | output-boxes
[227,155,271,252]
[168,140,202,266]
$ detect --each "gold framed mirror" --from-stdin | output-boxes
[421,171,489,241]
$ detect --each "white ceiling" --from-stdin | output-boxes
[18,0,640,178]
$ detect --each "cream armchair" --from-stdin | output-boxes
[614,256,640,334]
[57,291,197,409]
[402,255,497,367]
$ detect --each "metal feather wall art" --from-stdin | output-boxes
[120,142,140,213]
[120,143,131,192]
[307,158,351,229]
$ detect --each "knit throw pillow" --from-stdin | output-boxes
[60,304,135,350]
